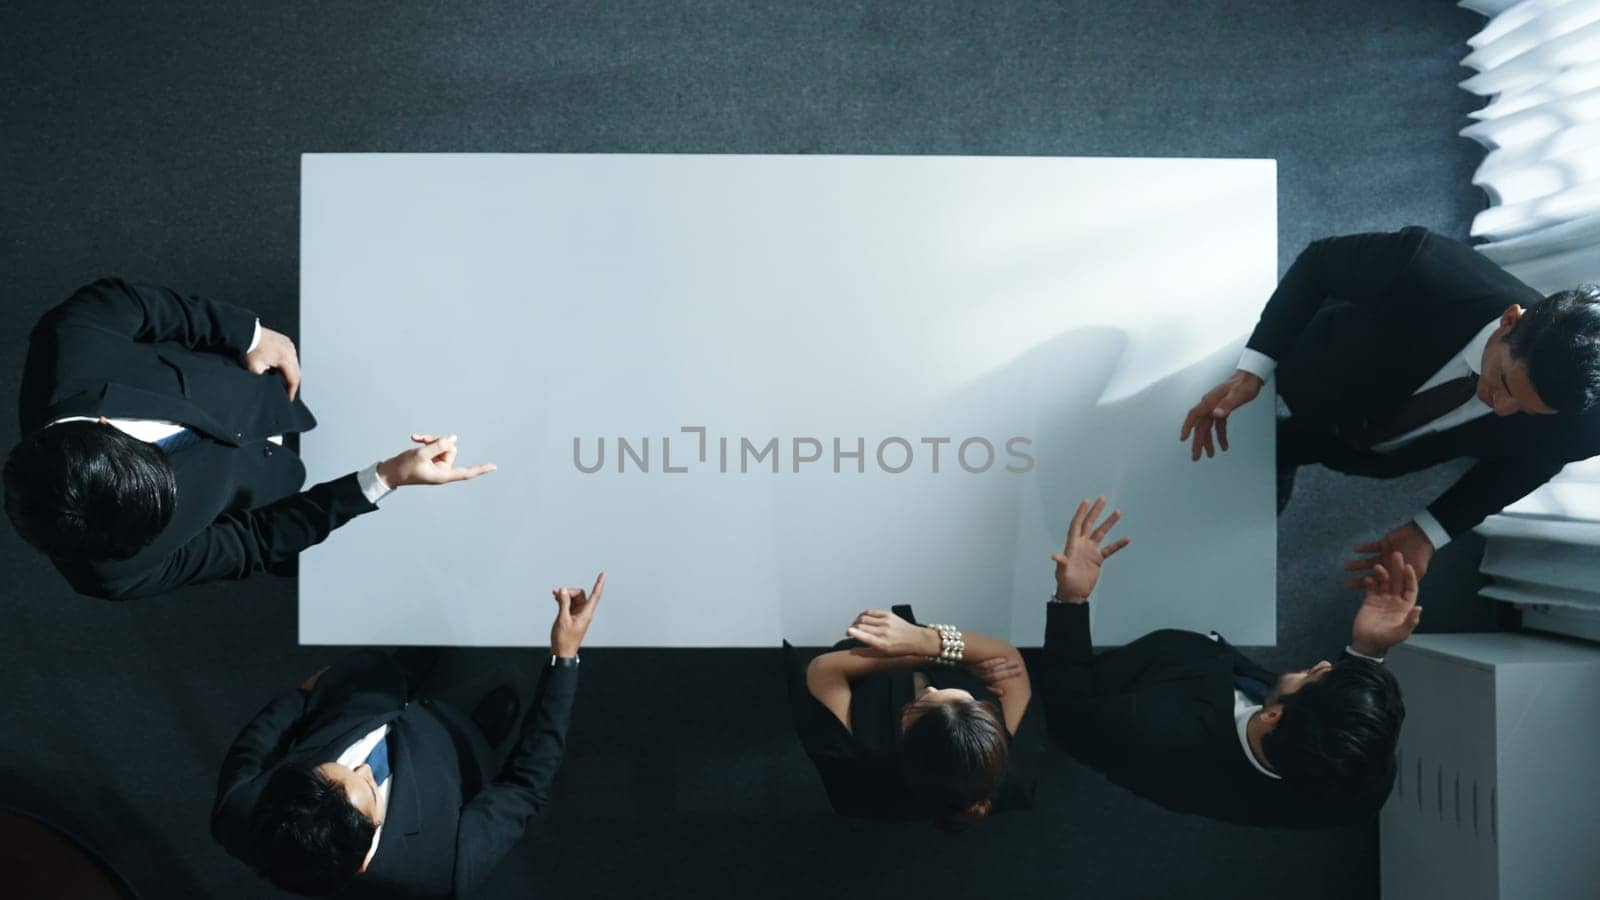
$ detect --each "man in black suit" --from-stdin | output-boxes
[1038,498,1417,829]
[1179,228,1600,586]
[3,278,496,599]
[213,572,604,898]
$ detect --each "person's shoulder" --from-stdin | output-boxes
[1397,226,1522,280]
[36,278,134,325]
[1389,225,1451,268]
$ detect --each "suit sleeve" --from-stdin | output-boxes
[451,662,579,897]
[36,277,259,357]
[1039,602,1132,761]
[1425,454,1566,539]
[211,687,308,860]
[92,472,378,600]
[1245,229,1428,363]
[1040,604,1208,776]
[1040,600,1095,692]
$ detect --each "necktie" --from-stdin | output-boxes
[365,737,391,786]
[1345,375,1479,449]
[154,427,201,455]
[1233,674,1272,705]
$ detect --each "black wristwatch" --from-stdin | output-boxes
[550,655,580,668]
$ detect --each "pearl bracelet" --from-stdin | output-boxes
[926,623,965,666]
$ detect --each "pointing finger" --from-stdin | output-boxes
[445,462,497,482]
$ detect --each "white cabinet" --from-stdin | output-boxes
[1381,633,1600,900]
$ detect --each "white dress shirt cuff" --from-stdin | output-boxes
[247,318,262,354]
[1344,645,1385,663]
[357,463,393,505]
[1412,511,1451,551]
[1235,348,1277,383]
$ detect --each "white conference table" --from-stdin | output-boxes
[299,153,1277,647]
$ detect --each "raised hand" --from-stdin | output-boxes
[1052,496,1132,603]
[965,656,1026,697]
[846,609,940,658]
[377,433,497,487]
[244,326,303,400]
[1343,521,1434,590]
[551,571,605,658]
[1179,370,1262,461]
[1351,552,1422,658]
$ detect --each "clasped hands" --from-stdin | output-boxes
[1182,368,1436,590]
[844,611,1026,697]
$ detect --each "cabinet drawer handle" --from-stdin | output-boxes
[1436,765,1444,820]
[1453,773,1460,825]
[1416,757,1424,811]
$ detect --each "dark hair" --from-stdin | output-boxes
[3,421,177,562]
[250,763,376,897]
[1261,658,1404,787]
[900,697,1009,830]
[1505,284,1600,413]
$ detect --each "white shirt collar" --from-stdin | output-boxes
[45,416,186,444]
[1234,691,1281,781]
[1462,317,1499,377]
[335,724,392,869]
[1209,634,1282,781]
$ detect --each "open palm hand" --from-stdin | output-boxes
[1351,551,1423,658]
[1052,496,1132,603]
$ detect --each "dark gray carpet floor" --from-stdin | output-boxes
[0,2,1490,897]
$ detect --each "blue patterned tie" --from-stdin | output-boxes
[365,737,391,786]
[1233,674,1272,705]
[154,427,200,455]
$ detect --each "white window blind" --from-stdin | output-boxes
[1461,0,1600,636]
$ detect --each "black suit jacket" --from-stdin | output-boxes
[1249,227,1600,538]
[17,277,378,599]
[1039,602,1394,830]
[212,650,579,900]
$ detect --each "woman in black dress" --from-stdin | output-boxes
[784,603,1035,828]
